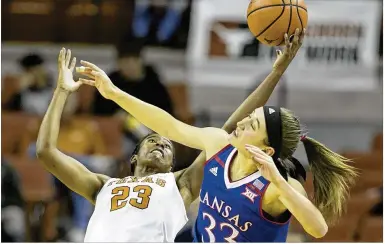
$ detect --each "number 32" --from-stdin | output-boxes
[202,212,239,242]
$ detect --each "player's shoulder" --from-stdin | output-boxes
[202,127,229,138]
[150,172,177,184]
[201,127,230,153]
[97,176,116,188]
[96,173,111,182]
[153,172,175,179]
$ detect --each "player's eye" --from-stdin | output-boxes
[148,139,155,143]
[165,144,171,149]
[251,123,256,130]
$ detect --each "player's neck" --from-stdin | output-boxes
[134,165,155,177]
[231,153,259,180]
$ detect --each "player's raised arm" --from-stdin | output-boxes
[176,30,306,206]
[223,28,305,132]
[36,48,109,204]
[77,62,227,151]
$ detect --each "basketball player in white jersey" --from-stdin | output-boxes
[36,49,183,242]
[36,34,302,242]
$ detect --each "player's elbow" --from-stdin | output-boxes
[310,224,328,239]
[36,148,48,159]
[36,143,55,160]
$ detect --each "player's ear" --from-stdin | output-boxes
[263,147,275,157]
[130,155,138,165]
[129,155,138,176]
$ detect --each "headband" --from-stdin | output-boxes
[263,106,282,160]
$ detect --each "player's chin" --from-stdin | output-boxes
[229,138,248,153]
[145,154,165,166]
[228,134,241,146]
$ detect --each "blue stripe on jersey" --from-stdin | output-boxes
[193,145,291,242]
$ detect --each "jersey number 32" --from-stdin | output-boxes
[110,185,153,211]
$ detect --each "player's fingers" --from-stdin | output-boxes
[245,145,267,158]
[284,34,291,50]
[252,157,263,167]
[65,49,71,67]
[79,78,96,86]
[300,28,306,44]
[247,147,273,163]
[293,28,300,46]
[79,72,95,80]
[80,60,102,72]
[252,155,269,165]
[60,48,66,69]
[247,149,266,160]
[91,70,101,77]
[58,48,63,67]
[69,57,77,72]
[245,144,264,152]
[76,66,95,76]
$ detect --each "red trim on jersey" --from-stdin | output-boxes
[214,156,225,167]
[258,182,292,225]
[204,144,232,166]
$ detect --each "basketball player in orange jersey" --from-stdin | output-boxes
[37,29,304,242]
[78,28,358,242]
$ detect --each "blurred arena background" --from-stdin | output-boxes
[1,0,383,242]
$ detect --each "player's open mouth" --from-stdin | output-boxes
[233,129,239,137]
[150,148,164,158]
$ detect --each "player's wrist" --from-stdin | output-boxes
[55,87,71,96]
[106,85,119,100]
[272,66,286,75]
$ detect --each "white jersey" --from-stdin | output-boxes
[84,173,188,242]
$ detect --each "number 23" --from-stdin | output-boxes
[110,185,153,211]
[202,212,239,242]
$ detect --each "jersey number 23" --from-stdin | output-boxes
[110,185,153,211]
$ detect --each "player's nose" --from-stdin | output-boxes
[237,120,247,129]
[155,141,165,149]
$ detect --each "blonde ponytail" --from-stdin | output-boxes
[302,136,358,224]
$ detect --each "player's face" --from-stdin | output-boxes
[137,134,174,173]
[229,107,271,155]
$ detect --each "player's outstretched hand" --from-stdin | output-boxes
[273,28,306,71]
[245,144,284,185]
[76,61,116,100]
[57,48,83,92]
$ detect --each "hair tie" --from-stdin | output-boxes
[300,134,307,142]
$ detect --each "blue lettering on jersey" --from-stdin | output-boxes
[193,145,291,242]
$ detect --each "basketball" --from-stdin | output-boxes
[247,0,308,46]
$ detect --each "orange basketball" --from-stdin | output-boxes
[247,0,308,46]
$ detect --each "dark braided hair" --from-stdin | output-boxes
[129,133,176,175]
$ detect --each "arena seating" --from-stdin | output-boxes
[2,112,40,155]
